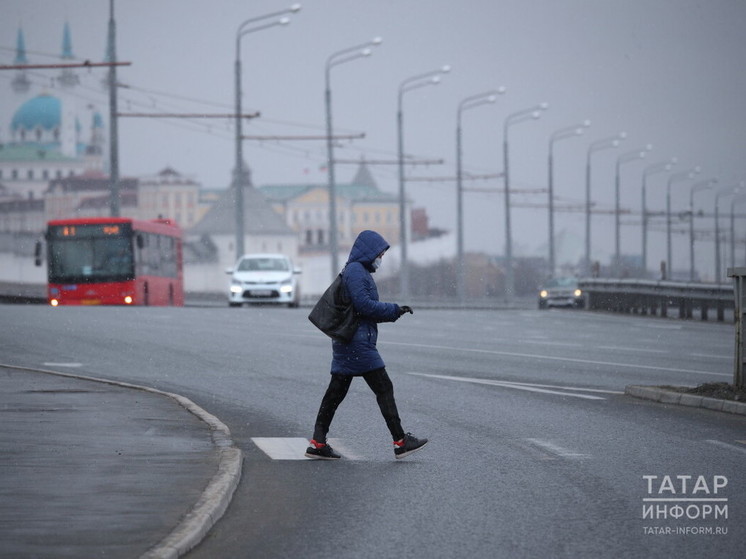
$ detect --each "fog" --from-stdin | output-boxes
[2,0,745,279]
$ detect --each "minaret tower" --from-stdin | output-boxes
[58,22,79,88]
[11,27,30,93]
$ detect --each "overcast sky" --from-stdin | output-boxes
[2,0,745,277]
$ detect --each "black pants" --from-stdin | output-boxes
[312,367,405,443]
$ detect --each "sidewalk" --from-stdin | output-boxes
[0,365,242,559]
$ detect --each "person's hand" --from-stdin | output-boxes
[399,305,414,316]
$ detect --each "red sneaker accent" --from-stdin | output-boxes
[394,438,405,447]
[310,439,326,449]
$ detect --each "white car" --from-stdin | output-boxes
[226,254,301,308]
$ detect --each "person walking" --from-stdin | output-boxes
[306,230,428,460]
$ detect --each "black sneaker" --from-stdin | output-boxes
[394,433,428,459]
[305,440,341,460]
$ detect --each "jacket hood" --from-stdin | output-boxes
[347,230,390,268]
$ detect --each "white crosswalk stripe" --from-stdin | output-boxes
[251,437,365,460]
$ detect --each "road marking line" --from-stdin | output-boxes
[598,346,668,354]
[251,437,361,461]
[523,340,584,348]
[251,437,310,460]
[706,439,746,456]
[689,353,730,360]
[525,438,590,459]
[408,373,610,400]
[383,340,728,377]
[42,362,82,368]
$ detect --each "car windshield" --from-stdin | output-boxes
[544,277,577,288]
[237,257,289,272]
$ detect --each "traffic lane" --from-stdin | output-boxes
[378,338,728,395]
[4,307,742,556]
[183,360,744,558]
[378,311,729,391]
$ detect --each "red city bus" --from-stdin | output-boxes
[37,217,184,306]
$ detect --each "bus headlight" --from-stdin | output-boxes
[540,290,548,298]
[124,296,133,304]
[574,289,582,297]
[50,299,59,307]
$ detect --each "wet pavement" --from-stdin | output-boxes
[0,366,241,559]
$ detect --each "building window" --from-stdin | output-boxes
[42,170,49,180]
[27,169,33,179]
[317,229,325,245]
[305,230,313,245]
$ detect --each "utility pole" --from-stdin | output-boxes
[107,0,120,217]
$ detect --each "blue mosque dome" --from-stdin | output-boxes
[11,94,61,133]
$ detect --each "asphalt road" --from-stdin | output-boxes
[2,304,743,558]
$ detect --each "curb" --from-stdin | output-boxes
[0,364,243,559]
[625,385,746,416]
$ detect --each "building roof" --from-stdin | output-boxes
[46,175,138,194]
[0,144,77,163]
[12,94,61,132]
[189,185,295,236]
[259,182,398,203]
[77,191,137,210]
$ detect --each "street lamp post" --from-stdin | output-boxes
[729,193,746,271]
[547,120,590,277]
[325,37,382,278]
[585,133,625,275]
[398,65,451,297]
[234,4,301,261]
[689,179,716,281]
[666,167,701,278]
[641,159,676,273]
[502,103,548,299]
[456,88,506,301]
[714,184,741,283]
[614,146,651,274]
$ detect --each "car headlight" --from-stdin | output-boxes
[230,281,242,294]
[574,289,582,297]
[540,290,548,298]
[280,278,293,294]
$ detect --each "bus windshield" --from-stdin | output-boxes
[48,226,134,284]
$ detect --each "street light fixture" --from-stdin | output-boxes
[502,102,548,300]
[397,65,451,297]
[325,37,382,277]
[641,158,676,273]
[234,4,301,261]
[547,120,590,277]
[585,133,626,275]
[666,166,701,278]
[689,179,717,281]
[614,145,652,274]
[456,87,506,301]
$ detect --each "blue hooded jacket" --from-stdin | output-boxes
[331,230,401,375]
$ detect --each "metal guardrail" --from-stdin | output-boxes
[0,282,46,304]
[578,278,733,322]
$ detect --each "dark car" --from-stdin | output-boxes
[538,277,585,309]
